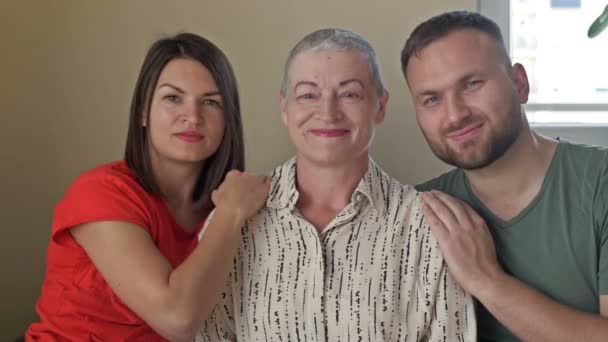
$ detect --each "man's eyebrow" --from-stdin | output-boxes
[416,89,438,98]
[415,73,480,97]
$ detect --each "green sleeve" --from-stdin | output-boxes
[415,180,436,192]
[596,162,608,294]
[415,176,444,192]
[415,168,461,192]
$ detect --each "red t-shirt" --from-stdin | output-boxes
[26,161,205,341]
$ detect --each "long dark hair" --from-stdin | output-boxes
[125,33,244,206]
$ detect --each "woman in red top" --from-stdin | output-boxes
[26,33,269,341]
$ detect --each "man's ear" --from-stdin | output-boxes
[511,63,530,104]
[374,89,389,124]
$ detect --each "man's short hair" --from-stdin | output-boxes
[400,11,512,78]
[280,28,385,97]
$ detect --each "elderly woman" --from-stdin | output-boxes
[198,28,475,342]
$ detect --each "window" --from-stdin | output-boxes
[479,0,608,125]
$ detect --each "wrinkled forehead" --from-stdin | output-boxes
[287,49,372,86]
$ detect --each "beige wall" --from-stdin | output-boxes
[1,0,475,338]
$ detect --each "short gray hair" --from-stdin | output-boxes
[280,28,385,97]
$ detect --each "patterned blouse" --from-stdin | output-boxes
[197,158,476,341]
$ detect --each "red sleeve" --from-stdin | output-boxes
[51,165,153,242]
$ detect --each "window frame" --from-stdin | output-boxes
[478,0,608,128]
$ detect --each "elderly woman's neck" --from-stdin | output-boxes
[295,155,369,212]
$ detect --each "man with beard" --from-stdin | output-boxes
[401,10,608,342]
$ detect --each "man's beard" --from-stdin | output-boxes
[424,113,522,170]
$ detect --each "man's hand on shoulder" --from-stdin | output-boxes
[421,190,505,298]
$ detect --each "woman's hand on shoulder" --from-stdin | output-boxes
[211,170,270,223]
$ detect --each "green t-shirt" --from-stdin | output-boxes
[416,141,608,342]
